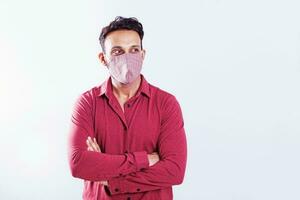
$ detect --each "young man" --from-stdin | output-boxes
[68,16,187,200]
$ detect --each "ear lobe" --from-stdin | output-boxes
[141,49,146,60]
[98,52,108,66]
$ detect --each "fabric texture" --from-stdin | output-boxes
[68,74,187,200]
[108,53,143,84]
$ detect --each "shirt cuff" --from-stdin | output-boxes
[133,151,149,171]
[107,176,145,195]
[107,177,125,195]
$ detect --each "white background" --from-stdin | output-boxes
[1,0,300,199]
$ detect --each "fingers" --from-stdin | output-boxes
[100,181,108,186]
[86,137,96,151]
[151,152,160,159]
[86,137,101,152]
[147,152,160,166]
[93,137,101,152]
[86,138,93,151]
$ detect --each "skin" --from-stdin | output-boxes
[86,29,159,186]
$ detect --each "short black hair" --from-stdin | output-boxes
[99,16,144,52]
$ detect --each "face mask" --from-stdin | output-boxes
[107,53,143,84]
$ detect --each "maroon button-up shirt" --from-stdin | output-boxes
[68,75,187,200]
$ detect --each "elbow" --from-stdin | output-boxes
[70,163,80,178]
[169,160,186,185]
[172,170,185,185]
[162,157,187,185]
[68,150,83,179]
[165,164,186,185]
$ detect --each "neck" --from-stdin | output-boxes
[111,75,142,100]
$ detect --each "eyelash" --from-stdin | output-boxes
[112,48,140,55]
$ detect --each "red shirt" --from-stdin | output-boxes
[68,75,187,200]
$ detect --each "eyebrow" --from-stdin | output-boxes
[111,45,141,49]
[131,45,141,48]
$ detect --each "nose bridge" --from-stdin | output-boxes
[123,45,132,54]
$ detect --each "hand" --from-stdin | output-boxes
[147,152,160,167]
[86,136,108,185]
[100,181,108,186]
[86,136,101,152]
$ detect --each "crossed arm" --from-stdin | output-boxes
[68,93,187,195]
[85,136,159,186]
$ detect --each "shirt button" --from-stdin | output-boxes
[114,188,119,192]
[127,197,131,200]
[127,104,130,108]
[137,188,141,191]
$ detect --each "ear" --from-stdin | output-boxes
[98,52,108,67]
[141,49,146,60]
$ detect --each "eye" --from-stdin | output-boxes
[131,48,140,53]
[111,49,124,56]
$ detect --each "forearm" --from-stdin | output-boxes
[68,124,149,181]
[106,151,187,195]
[106,113,188,196]
[69,149,149,181]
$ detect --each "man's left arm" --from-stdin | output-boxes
[105,95,187,195]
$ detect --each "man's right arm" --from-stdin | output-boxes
[67,93,150,182]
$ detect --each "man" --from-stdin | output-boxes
[67,16,187,200]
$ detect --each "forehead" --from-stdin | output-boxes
[104,29,141,50]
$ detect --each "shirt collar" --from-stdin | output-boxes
[97,74,150,98]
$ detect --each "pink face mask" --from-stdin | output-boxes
[107,53,143,84]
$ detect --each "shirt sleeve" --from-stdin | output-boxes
[106,95,187,195]
[67,92,149,181]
